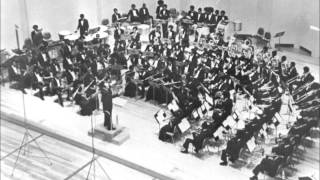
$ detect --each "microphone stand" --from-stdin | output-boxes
[7,91,53,177]
[64,88,110,180]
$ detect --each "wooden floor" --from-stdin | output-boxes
[1,84,319,180]
[0,122,153,180]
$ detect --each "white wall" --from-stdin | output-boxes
[187,0,319,57]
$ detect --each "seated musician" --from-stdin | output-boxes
[50,59,61,76]
[159,120,175,142]
[128,4,140,22]
[167,25,176,43]
[290,66,314,93]
[249,155,284,180]
[139,3,150,23]
[124,66,137,97]
[75,81,99,116]
[129,26,141,49]
[181,123,213,153]
[8,61,22,82]
[50,74,64,107]
[180,26,190,47]
[284,61,298,81]
[149,26,162,44]
[38,46,50,67]
[220,136,247,165]
[112,8,122,24]
[31,66,45,100]
[160,42,171,57]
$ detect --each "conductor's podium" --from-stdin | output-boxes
[88,124,130,145]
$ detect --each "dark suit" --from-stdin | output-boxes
[128,9,140,22]
[139,7,150,23]
[156,6,164,19]
[188,10,198,22]
[112,13,121,23]
[101,88,113,130]
[195,13,205,23]
[77,18,89,38]
[159,9,170,38]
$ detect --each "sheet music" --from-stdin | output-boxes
[178,118,191,133]
[205,93,213,105]
[192,110,199,119]
[213,126,224,138]
[168,100,179,112]
[246,136,256,152]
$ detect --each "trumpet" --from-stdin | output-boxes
[292,82,313,96]
[287,75,299,84]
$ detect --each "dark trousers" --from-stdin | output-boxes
[253,158,282,177]
[183,138,194,151]
[104,110,112,130]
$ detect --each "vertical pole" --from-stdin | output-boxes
[15,26,20,50]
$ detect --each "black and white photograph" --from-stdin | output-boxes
[0,0,319,179]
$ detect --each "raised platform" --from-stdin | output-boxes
[88,124,130,145]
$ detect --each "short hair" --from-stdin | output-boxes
[114,8,118,11]
[163,4,167,8]
[221,10,225,14]
[133,26,138,30]
[281,56,287,61]
[198,8,202,11]
[290,62,296,66]
[80,14,84,18]
[190,5,195,9]
[33,25,38,30]
[303,66,310,73]
[131,4,136,7]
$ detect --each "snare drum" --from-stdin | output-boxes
[65,33,80,41]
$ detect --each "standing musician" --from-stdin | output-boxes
[31,25,43,47]
[77,14,89,39]
[159,4,170,38]
[139,3,150,23]
[112,8,122,24]
[188,5,198,22]
[156,0,165,19]
[196,8,205,23]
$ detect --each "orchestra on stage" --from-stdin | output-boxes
[4,0,319,179]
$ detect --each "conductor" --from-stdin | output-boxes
[100,82,114,130]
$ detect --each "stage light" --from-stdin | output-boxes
[310,25,320,32]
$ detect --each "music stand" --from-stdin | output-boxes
[274,31,285,51]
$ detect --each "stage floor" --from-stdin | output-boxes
[1,85,319,180]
